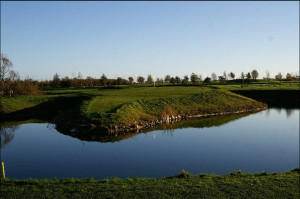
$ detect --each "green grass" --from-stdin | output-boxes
[1,169,299,199]
[1,86,267,128]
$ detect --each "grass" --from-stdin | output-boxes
[1,86,267,129]
[1,169,299,199]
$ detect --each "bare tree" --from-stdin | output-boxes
[241,72,245,83]
[211,73,217,81]
[1,54,13,90]
[265,70,270,82]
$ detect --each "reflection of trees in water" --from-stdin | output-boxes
[0,125,19,149]
[285,109,294,118]
[47,123,56,131]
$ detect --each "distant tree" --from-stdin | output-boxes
[164,75,171,83]
[175,76,181,84]
[198,74,202,81]
[251,70,259,81]
[9,70,20,82]
[286,73,295,82]
[1,54,13,90]
[241,72,245,82]
[190,73,198,85]
[265,71,270,82]
[77,72,83,79]
[223,71,227,80]
[86,76,94,87]
[128,77,134,84]
[78,72,83,87]
[61,76,71,88]
[229,72,235,79]
[211,73,217,81]
[51,73,61,87]
[100,73,107,86]
[203,77,211,83]
[275,72,282,83]
[146,75,153,84]
[170,77,176,85]
[116,77,123,85]
[246,72,252,80]
[182,75,189,85]
[218,76,226,83]
[137,76,145,84]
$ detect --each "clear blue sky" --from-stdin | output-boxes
[1,1,299,81]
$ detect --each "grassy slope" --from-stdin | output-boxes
[83,87,266,126]
[1,170,299,199]
[1,87,266,127]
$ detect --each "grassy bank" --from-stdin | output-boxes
[1,86,267,133]
[1,169,299,199]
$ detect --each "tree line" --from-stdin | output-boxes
[1,54,299,96]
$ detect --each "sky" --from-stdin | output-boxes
[1,1,299,81]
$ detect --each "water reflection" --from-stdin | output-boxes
[56,112,251,142]
[0,125,18,149]
[1,108,299,179]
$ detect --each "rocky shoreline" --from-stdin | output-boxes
[57,106,268,137]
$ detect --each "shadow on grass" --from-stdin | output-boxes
[2,94,93,121]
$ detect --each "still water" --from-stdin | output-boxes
[1,108,299,179]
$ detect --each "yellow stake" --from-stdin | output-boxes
[1,162,5,178]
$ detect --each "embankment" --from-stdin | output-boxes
[56,89,267,135]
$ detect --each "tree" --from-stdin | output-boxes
[175,76,181,84]
[223,71,227,80]
[164,75,171,83]
[286,73,295,82]
[218,76,226,83]
[146,75,153,84]
[190,73,198,85]
[211,73,217,81]
[241,72,245,83]
[170,77,176,85]
[51,73,61,87]
[229,72,235,79]
[275,72,282,83]
[203,77,211,83]
[128,77,134,84]
[100,73,107,86]
[182,75,189,85]
[9,70,20,82]
[265,71,270,82]
[116,77,123,85]
[1,54,13,90]
[61,76,71,88]
[246,72,251,80]
[137,76,145,84]
[251,70,259,81]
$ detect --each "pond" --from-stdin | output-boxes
[1,108,299,179]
